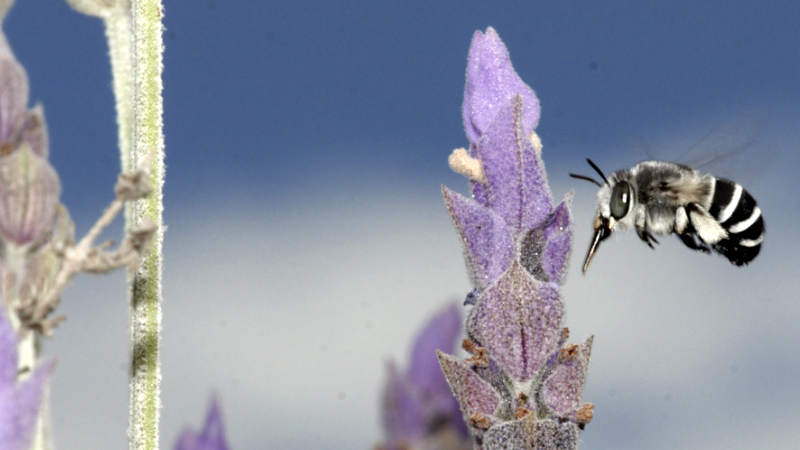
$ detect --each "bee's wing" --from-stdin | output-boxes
[676,111,771,184]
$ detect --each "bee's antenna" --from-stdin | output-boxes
[569,158,610,188]
[586,159,609,186]
[569,173,603,188]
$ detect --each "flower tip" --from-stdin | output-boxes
[483,27,500,42]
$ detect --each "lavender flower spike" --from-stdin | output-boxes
[0,312,56,450]
[440,28,594,450]
[379,303,471,450]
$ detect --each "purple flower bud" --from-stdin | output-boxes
[0,313,57,450]
[463,27,540,147]
[0,56,27,152]
[0,29,59,249]
[0,145,61,247]
[175,395,231,450]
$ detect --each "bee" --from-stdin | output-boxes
[570,159,765,273]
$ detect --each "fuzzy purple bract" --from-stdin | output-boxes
[439,28,594,450]
[379,303,471,450]
[0,313,56,450]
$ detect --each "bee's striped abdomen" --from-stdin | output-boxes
[708,178,764,265]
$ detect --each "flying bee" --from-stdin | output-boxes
[570,159,765,273]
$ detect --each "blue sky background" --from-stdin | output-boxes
[4,1,800,449]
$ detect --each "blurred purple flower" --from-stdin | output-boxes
[175,395,231,450]
[0,313,56,450]
[439,28,594,450]
[379,303,471,450]
[0,31,60,249]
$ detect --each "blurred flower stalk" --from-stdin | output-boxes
[0,0,159,449]
[437,28,594,450]
[65,0,167,449]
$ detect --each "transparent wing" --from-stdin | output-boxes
[675,111,771,185]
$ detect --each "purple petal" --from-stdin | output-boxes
[0,57,28,148]
[473,96,522,232]
[443,186,513,290]
[381,363,426,445]
[474,96,552,236]
[3,360,56,450]
[541,193,574,284]
[544,336,593,419]
[466,262,563,381]
[175,395,231,450]
[437,351,502,421]
[463,27,540,145]
[517,107,553,234]
[468,143,490,208]
[0,313,57,450]
[408,303,462,395]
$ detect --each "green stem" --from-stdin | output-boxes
[129,0,164,449]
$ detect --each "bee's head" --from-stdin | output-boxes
[570,159,634,273]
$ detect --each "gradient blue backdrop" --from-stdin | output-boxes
[5,1,800,450]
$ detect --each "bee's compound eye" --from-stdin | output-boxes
[609,181,631,219]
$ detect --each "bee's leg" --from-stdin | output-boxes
[676,232,711,253]
[636,227,659,249]
[675,205,711,253]
[685,203,728,246]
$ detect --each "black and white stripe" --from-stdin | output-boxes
[707,178,765,265]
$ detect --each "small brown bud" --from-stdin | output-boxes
[467,346,489,367]
[462,338,477,354]
[558,344,579,363]
[575,402,594,425]
[513,407,530,420]
[468,413,491,430]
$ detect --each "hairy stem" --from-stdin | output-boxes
[129,0,164,449]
